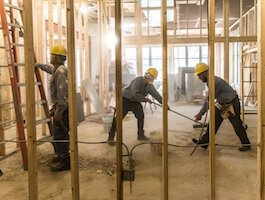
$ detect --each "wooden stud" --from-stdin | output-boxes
[161,1,168,199]
[123,36,257,46]
[102,0,107,107]
[66,0,80,199]
[223,0,229,81]
[35,0,47,136]
[98,1,103,101]
[24,0,38,199]
[48,0,54,47]
[257,1,265,200]
[208,0,216,199]
[83,1,91,115]
[115,0,123,199]
[58,0,63,44]
[135,0,142,75]
[0,104,5,155]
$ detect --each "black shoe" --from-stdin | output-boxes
[138,135,150,141]
[107,137,115,146]
[50,161,70,171]
[192,138,208,149]
[238,145,251,152]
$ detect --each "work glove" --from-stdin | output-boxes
[194,113,202,121]
[54,106,65,121]
[49,105,56,117]
[146,99,153,104]
[35,63,43,68]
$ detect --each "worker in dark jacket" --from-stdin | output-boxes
[35,45,70,171]
[193,63,251,151]
[107,67,163,145]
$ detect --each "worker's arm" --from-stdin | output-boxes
[147,84,162,104]
[194,97,208,121]
[35,63,54,74]
[54,66,68,121]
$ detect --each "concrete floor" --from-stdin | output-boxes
[0,102,257,200]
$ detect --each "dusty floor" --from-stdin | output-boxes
[0,102,257,200]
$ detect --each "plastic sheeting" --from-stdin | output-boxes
[80,78,105,116]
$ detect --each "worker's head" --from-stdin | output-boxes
[50,45,67,65]
[195,63,208,82]
[144,67,158,84]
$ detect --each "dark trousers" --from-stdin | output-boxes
[200,97,251,146]
[53,108,70,159]
[109,97,145,140]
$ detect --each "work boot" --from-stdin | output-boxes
[107,136,115,146]
[50,156,70,171]
[238,145,251,152]
[51,154,60,164]
[137,134,150,141]
[50,161,70,171]
[192,138,208,149]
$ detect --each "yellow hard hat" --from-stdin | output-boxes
[50,45,67,56]
[195,63,209,75]
[146,67,158,79]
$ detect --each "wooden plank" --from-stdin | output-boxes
[48,0,54,47]
[115,0,123,199]
[135,0,142,75]
[98,1,103,101]
[66,0,80,199]
[208,0,216,199]
[83,1,91,115]
[161,1,168,199]
[257,1,265,199]
[23,0,38,199]
[0,102,5,155]
[36,0,47,136]
[223,0,229,81]
[83,2,91,115]
[123,36,257,45]
[57,0,62,44]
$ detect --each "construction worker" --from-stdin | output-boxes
[107,67,164,145]
[192,63,251,151]
[35,45,70,171]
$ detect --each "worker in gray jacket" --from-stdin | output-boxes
[35,45,70,171]
[193,63,251,151]
[107,67,164,145]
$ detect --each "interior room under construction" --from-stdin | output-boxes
[0,0,265,199]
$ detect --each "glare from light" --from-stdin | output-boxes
[107,34,117,49]
[80,3,87,15]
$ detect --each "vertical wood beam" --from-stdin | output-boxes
[135,0,142,75]
[0,105,5,155]
[115,0,123,199]
[24,0,38,199]
[257,1,265,199]
[102,1,108,106]
[83,1,91,115]
[66,0,80,199]
[173,0,176,38]
[58,0,62,44]
[162,0,168,199]
[48,0,54,48]
[78,0,83,86]
[36,0,47,136]
[98,1,103,100]
[223,0,229,81]
[208,0,216,199]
